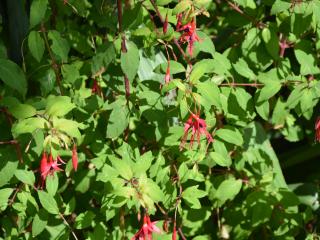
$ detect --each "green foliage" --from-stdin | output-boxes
[1,0,320,239]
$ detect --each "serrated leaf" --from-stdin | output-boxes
[233,58,256,80]
[30,0,48,29]
[75,211,96,229]
[209,152,231,167]
[0,188,14,212]
[12,118,48,137]
[215,128,243,146]
[45,95,75,117]
[110,158,133,180]
[257,82,281,102]
[215,178,242,206]
[0,59,27,97]
[28,31,45,62]
[32,210,48,237]
[190,59,214,83]
[121,41,140,82]
[38,191,59,214]
[106,99,129,139]
[48,30,70,62]
[182,185,207,209]
[46,174,59,196]
[53,118,81,141]
[15,169,35,186]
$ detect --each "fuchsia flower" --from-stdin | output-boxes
[163,14,168,34]
[172,224,177,240]
[131,214,161,240]
[91,79,102,95]
[165,62,171,84]
[315,117,320,142]
[180,112,213,150]
[40,152,63,188]
[177,18,200,56]
[72,144,78,171]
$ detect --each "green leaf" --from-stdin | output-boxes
[182,185,207,209]
[257,82,281,102]
[45,95,75,117]
[48,30,70,62]
[300,89,313,113]
[38,191,59,214]
[197,81,221,109]
[255,100,269,121]
[271,0,291,14]
[0,59,27,97]
[12,118,48,137]
[121,41,140,82]
[1,97,37,119]
[173,0,191,14]
[233,58,256,80]
[193,31,215,57]
[295,49,320,75]
[145,178,164,202]
[46,174,59,196]
[28,31,45,62]
[106,98,129,139]
[215,178,242,206]
[14,169,35,186]
[261,27,279,60]
[0,188,13,212]
[32,210,48,237]
[53,118,81,141]
[75,211,96,229]
[30,0,48,29]
[215,128,243,146]
[190,59,214,83]
[209,152,231,167]
[110,158,133,180]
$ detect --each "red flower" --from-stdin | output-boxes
[131,214,161,240]
[165,62,171,84]
[177,18,200,56]
[72,144,78,171]
[40,152,63,187]
[315,117,320,142]
[91,79,102,95]
[172,224,176,240]
[163,14,168,34]
[180,112,213,150]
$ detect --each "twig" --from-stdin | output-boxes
[40,24,63,95]
[148,0,191,65]
[225,0,266,28]
[178,227,187,240]
[1,108,24,164]
[0,140,18,145]
[117,0,130,99]
[59,213,79,240]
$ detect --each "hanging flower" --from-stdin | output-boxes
[163,14,168,34]
[91,79,102,95]
[131,214,161,240]
[172,224,177,240]
[177,18,200,56]
[165,62,171,84]
[40,152,63,187]
[72,144,78,171]
[315,117,320,142]
[180,112,213,150]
